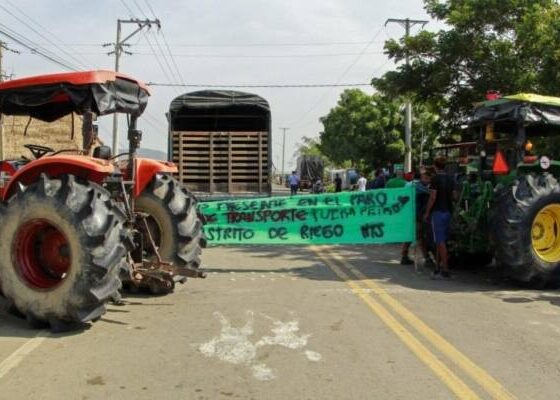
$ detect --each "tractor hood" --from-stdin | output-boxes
[0,70,150,122]
[470,93,560,136]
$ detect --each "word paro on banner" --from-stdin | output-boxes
[198,187,416,245]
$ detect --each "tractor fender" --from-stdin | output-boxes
[132,158,178,198]
[2,155,115,201]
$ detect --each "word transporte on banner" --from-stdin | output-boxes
[197,187,416,245]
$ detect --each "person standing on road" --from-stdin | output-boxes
[423,157,457,279]
[334,174,342,192]
[371,169,386,189]
[289,171,300,196]
[401,170,435,267]
[357,174,367,192]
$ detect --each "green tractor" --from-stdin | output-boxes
[448,93,560,286]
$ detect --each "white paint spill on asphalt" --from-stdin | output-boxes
[252,363,275,381]
[198,312,321,381]
[305,350,322,362]
[256,320,310,349]
[199,311,256,365]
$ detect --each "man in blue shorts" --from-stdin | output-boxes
[423,157,457,279]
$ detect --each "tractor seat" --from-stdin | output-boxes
[93,145,112,160]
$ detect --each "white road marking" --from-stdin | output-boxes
[0,331,49,379]
[198,312,320,381]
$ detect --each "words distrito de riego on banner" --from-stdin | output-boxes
[197,187,416,245]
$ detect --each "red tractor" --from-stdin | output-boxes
[0,70,206,331]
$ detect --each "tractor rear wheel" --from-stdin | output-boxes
[492,173,560,286]
[0,174,129,331]
[134,174,205,289]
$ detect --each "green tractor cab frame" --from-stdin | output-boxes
[469,93,560,177]
[451,93,560,285]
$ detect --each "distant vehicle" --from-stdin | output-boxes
[296,155,324,190]
[168,90,272,199]
[329,168,359,190]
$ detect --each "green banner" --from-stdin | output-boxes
[197,187,416,245]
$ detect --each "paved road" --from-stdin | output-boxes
[0,245,559,399]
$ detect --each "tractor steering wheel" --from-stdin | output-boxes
[24,144,55,159]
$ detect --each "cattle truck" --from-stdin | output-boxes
[168,90,271,199]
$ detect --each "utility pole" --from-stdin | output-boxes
[104,18,160,154]
[280,127,289,176]
[0,41,19,159]
[385,18,428,173]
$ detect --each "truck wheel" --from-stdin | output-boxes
[492,173,560,286]
[0,174,129,332]
[134,174,205,285]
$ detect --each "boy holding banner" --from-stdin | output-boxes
[401,170,435,267]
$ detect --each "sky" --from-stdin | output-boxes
[0,0,440,171]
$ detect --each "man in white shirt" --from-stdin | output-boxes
[357,174,367,192]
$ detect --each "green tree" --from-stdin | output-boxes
[411,103,441,165]
[293,136,335,168]
[294,136,323,158]
[373,0,560,132]
[319,89,405,172]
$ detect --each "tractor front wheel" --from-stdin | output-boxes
[492,173,560,286]
[0,174,129,331]
[133,174,205,290]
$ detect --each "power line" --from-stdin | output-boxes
[140,30,179,93]
[146,82,372,88]
[142,0,158,17]
[142,0,185,85]
[0,23,78,71]
[104,15,161,153]
[130,0,183,87]
[287,25,387,128]
[140,113,162,133]
[68,51,385,58]
[385,17,428,173]
[119,0,136,17]
[145,40,385,48]
[29,40,386,48]
[119,0,181,95]
[2,0,91,69]
[159,30,186,85]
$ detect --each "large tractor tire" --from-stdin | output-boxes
[0,174,129,331]
[134,174,206,289]
[492,173,560,286]
[451,252,494,269]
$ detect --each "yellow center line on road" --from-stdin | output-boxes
[315,246,517,400]
[311,247,480,400]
